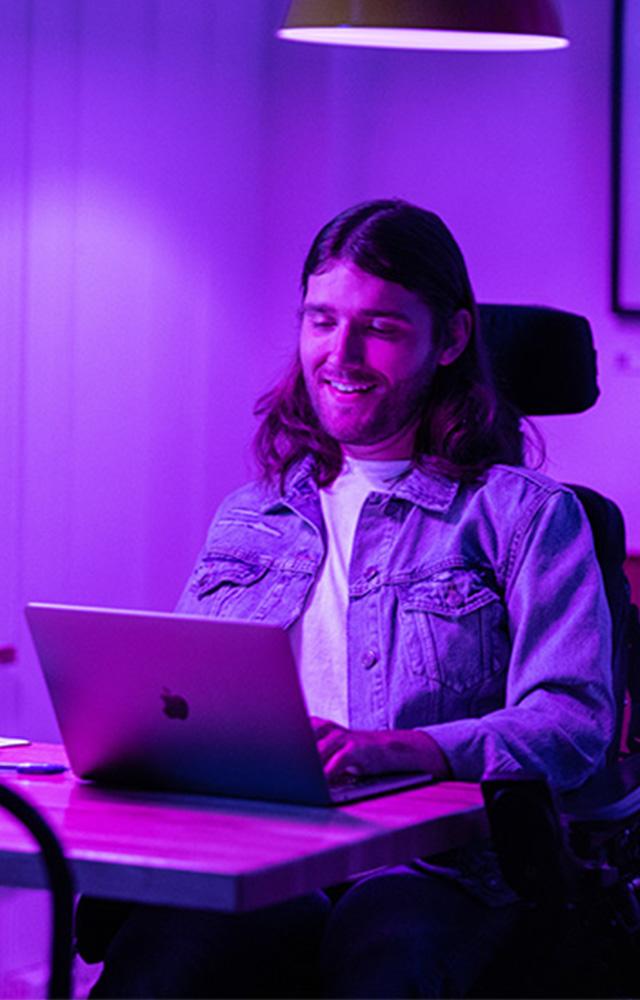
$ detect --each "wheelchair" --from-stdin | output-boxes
[473,304,640,1000]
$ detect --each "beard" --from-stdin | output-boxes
[303,359,438,449]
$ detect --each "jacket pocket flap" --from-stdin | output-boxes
[399,569,499,617]
[196,556,269,597]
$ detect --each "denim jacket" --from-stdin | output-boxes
[178,456,613,790]
[177,457,614,904]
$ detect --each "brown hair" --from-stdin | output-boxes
[254,199,526,489]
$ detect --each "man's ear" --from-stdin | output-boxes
[439,309,472,367]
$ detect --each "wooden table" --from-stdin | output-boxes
[0,743,487,912]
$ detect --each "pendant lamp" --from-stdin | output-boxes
[277,0,568,52]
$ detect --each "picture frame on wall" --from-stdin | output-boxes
[613,0,640,315]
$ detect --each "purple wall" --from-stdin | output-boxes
[0,0,638,740]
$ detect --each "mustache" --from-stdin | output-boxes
[317,365,381,386]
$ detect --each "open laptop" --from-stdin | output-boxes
[24,603,433,806]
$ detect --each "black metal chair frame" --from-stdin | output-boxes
[0,781,75,999]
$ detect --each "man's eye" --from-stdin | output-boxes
[367,324,399,337]
[312,318,336,329]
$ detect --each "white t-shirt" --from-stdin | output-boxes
[290,457,411,725]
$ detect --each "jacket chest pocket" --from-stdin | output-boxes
[397,568,508,693]
[193,556,310,627]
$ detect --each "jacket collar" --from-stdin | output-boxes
[262,455,459,515]
[258,456,317,515]
[387,457,459,513]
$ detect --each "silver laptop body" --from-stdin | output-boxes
[25,603,432,806]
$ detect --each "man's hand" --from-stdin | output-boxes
[310,717,451,784]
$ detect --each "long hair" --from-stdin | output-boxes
[254,199,527,489]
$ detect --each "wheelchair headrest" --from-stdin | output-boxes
[478,305,599,416]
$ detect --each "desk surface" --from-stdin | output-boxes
[0,743,487,912]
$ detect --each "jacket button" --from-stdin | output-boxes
[445,586,463,608]
[361,649,379,670]
[364,566,379,581]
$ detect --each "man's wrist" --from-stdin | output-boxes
[384,730,452,779]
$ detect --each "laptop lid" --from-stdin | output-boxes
[25,603,432,806]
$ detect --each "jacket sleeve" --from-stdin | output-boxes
[422,489,616,792]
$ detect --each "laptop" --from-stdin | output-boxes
[24,603,433,806]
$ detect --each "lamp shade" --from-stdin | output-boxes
[277,0,568,51]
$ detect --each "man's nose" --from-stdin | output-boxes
[328,321,364,366]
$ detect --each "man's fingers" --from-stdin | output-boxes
[324,745,361,784]
[310,716,338,739]
[310,720,371,778]
[311,717,351,766]
[316,726,347,765]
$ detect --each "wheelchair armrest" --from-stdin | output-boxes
[561,754,640,823]
[481,771,623,905]
[481,772,589,904]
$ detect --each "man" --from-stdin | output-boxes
[88,200,614,998]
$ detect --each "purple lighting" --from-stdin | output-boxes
[277,27,569,52]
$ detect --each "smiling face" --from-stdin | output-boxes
[299,260,445,459]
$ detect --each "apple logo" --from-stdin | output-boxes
[161,687,190,720]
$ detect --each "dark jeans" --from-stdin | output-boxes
[87,866,521,999]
